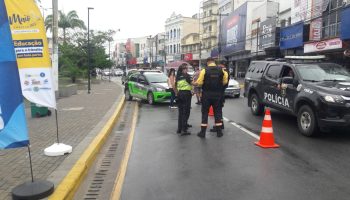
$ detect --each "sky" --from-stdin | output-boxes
[40,0,202,44]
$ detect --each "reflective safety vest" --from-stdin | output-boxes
[177,79,192,91]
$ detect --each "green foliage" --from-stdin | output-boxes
[58,30,116,83]
[45,10,86,43]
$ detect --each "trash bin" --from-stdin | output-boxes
[30,103,51,118]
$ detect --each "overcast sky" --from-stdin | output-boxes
[41,0,202,44]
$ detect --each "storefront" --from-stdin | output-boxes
[341,5,350,69]
[260,17,281,58]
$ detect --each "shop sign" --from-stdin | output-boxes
[280,22,304,50]
[260,17,277,49]
[304,38,342,53]
[341,6,350,40]
[184,53,193,61]
[309,18,322,41]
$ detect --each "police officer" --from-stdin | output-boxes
[210,60,229,132]
[175,64,192,136]
[194,57,228,138]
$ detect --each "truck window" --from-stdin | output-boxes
[266,65,282,80]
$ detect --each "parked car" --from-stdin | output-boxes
[225,78,241,98]
[124,70,171,105]
[114,70,123,76]
[102,70,111,76]
[244,57,350,137]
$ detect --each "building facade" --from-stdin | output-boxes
[165,12,199,63]
[181,33,201,67]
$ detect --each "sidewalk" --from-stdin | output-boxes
[0,81,122,199]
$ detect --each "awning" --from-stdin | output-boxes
[165,61,190,69]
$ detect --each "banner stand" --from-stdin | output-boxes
[12,145,54,199]
[44,110,72,156]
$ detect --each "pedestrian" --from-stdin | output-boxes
[193,57,228,138]
[167,68,177,108]
[210,60,229,132]
[175,64,192,136]
[193,66,202,105]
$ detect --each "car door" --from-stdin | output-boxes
[261,64,283,109]
[137,75,149,99]
[128,74,139,98]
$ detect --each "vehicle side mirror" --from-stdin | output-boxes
[281,77,294,85]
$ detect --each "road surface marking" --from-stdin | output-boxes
[110,102,139,200]
[223,117,260,140]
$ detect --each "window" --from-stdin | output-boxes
[266,65,282,80]
[170,30,173,39]
[174,29,176,39]
[129,74,138,82]
[322,0,342,39]
[209,25,212,32]
[281,19,286,28]
[138,75,147,84]
[174,45,176,53]
[209,10,212,16]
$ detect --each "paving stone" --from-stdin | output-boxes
[0,82,122,199]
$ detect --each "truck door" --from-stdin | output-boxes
[261,64,283,109]
[280,65,299,112]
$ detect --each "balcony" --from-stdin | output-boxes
[202,15,217,24]
[201,0,218,9]
[202,32,217,40]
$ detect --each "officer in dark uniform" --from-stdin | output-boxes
[193,57,228,138]
[210,60,229,132]
[175,64,192,136]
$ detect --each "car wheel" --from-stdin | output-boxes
[147,92,154,105]
[234,94,240,98]
[250,93,263,115]
[125,89,133,101]
[297,105,319,137]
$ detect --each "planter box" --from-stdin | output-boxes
[59,84,77,98]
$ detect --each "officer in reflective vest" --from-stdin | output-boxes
[193,57,228,138]
[175,64,192,136]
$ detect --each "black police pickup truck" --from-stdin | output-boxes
[244,57,350,136]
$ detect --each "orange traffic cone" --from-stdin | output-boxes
[255,109,279,148]
[209,106,214,116]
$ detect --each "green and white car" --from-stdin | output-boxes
[124,70,171,105]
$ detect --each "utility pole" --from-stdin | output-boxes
[52,0,58,94]
[256,19,260,59]
[87,7,94,94]
[108,40,111,82]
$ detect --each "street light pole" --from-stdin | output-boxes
[87,7,94,94]
[256,19,260,59]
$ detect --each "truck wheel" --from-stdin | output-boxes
[297,105,319,137]
[125,89,133,101]
[147,92,155,105]
[250,93,263,115]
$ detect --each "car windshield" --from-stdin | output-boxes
[144,72,168,83]
[296,63,350,82]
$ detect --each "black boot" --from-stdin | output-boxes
[217,126,223,138]
[209,126,216,132]
[221,121,224,130]
[181,130,191,136]
[197,126,206,138]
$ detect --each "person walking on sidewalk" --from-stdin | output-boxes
[210,60,229,133]
[193,57,228,138]
[193,66,202,105]
[175,64,192,136]
[168,68,177,108]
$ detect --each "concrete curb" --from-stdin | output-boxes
[48,95,126,200]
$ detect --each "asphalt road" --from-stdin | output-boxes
[120,96,350,200]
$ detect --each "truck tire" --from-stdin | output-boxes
[297,105,319,137]
[125,89,133,101]
[250,93,264,115]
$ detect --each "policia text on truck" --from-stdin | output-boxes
[244,57,350,137]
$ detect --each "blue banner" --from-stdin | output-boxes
[0,0,29,149]
[280,22,304,50]
[221,3,247,55]
[341,6,350,40]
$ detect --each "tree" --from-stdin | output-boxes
[45,10,86,43]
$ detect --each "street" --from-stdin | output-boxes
[119,96,350,200]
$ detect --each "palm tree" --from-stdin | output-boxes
[45,10,86,43]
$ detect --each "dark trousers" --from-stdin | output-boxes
[169,88,176,107]
[201,93,223,125]
[177,90,192,131]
